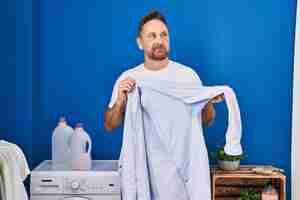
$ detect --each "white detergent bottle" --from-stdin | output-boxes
[70,123,92,170]
[52,117,74,170]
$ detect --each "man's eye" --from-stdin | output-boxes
[161,33,168,37]
[148,33,155,39]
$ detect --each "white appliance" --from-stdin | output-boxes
[30,160,121,200]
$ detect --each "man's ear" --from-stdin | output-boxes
[136,37,143,50]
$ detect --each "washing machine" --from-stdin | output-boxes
[30,160,121,200]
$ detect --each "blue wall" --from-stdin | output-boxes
[1,0,297,199]
[0,1,16,139]
[0,0,35,166]
[1,0,36,192]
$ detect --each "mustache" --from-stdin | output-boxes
[152,44,166,50]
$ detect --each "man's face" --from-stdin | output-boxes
[138,19,170,61]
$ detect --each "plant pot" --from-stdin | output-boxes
[218,160,240,171]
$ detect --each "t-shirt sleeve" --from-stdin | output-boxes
[108,80,119,108]
[108,73,127,108]
[188,68,203,85]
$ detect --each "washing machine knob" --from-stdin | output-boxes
[71,181,80,190]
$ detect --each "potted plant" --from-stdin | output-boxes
[214,147,245,170]
[240,188,261,200]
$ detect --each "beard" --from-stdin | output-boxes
[147,44,169,61]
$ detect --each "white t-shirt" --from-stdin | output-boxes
[108,60,202,108]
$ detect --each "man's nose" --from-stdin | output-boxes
[154,36,163,44]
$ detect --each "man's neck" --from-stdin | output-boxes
[144,57,169,71]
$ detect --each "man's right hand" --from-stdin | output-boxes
[116,77,136,106]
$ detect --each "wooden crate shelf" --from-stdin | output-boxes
[210,165,286,200]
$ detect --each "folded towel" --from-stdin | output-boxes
[0,140,30,180]
[0,140,30,200]
[0,173,4,200]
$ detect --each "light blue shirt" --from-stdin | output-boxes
[119,78,242,200]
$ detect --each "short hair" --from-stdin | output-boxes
[138,10,167,36]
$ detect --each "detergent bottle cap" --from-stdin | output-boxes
[58,117,67,127]
[75,123,83,128]
[59,117,66,123]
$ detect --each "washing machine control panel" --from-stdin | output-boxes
[64,176,120,194]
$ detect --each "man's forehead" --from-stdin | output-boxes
[142,19,168,33]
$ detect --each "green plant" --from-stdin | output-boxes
[240,188,261,200]
[211,147,245,161]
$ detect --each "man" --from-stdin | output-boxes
[104,10,222,132]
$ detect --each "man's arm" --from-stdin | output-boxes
[104,77,136,132]
[202,102,215,126]
[104,99,126,132]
